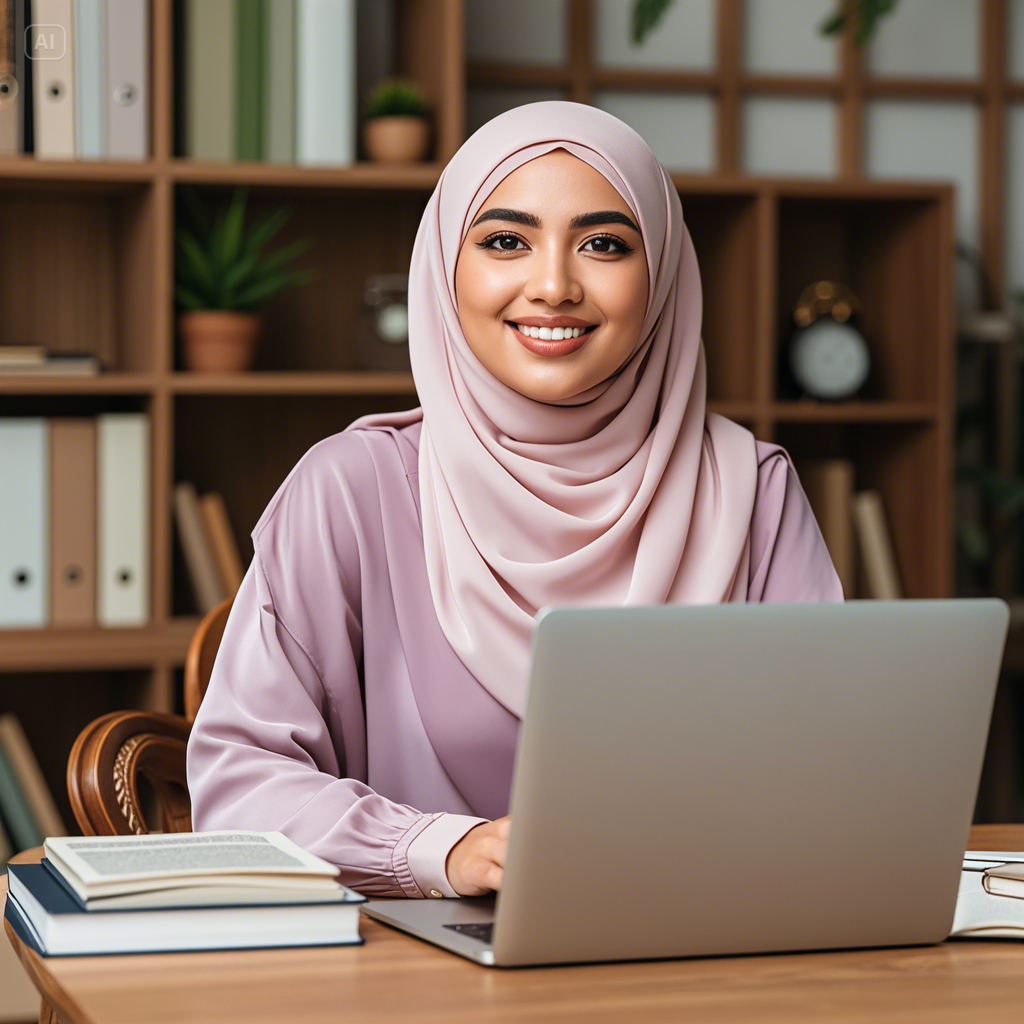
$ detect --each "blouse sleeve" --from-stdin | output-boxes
[747,447,845,603]
[185,434,473,898]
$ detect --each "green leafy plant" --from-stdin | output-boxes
[175,186,317,313]
[632,0,900,47]
[364,78,430,120]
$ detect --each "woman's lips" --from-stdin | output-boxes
[506,321,596,357]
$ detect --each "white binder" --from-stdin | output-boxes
[31,0,76,159]
[97,413,150,626]
[0,419,49,627]
[105,0,148,160]
[296,0,356,166]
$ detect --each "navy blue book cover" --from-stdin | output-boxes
[4,863,365,957]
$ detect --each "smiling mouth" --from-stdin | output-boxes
[505,321,598,340]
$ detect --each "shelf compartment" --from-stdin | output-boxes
[777,421,950,598]
[775,191,952,404]
[0,181,160,372]
[172,186,428,373]
[170,371,417,396]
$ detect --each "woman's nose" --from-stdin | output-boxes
[523,243,583,307]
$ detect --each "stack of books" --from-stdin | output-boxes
[4,830,366,955]
[954,853,1024,938]
[0,346,102,375]
[0,414,149,628]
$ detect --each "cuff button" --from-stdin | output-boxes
[429,889,443,898]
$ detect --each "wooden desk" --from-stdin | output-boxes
[5,825,1024,1024]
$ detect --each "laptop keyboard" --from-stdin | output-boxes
[443,921,494,944]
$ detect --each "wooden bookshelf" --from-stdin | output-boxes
[0,0,954,835]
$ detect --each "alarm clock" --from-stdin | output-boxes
[355,273,411,372]
[786,281,870,401]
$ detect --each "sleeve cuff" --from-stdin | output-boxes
[406,812,490,898]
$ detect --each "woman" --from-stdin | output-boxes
[186,101,843,901]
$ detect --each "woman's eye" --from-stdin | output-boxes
[582,235,631,255]
[482,234,526,252]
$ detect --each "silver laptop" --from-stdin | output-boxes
[362,599,1009,967]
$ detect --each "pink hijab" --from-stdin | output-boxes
[347,101,758,718]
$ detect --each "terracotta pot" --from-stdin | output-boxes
[363,115,431,162]
[178,310,261,372]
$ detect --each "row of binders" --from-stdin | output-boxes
[180,0,358,165]
[0,712,67,867]
[0,0,149,160]
[4,830,365,955]
[0,414,149,628]
[794,458,903,600]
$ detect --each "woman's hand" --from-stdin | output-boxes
[445,816,510,896]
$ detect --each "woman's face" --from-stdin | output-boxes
[454,149,649,403]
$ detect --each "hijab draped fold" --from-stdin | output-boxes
[346,101,758,719]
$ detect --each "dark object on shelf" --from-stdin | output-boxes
[784,281,871,401]
[355,273,410,372]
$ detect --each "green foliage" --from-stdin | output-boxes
[632,0,900,46]
[365,78,430,120]
[820,0,900,47]
[174,186,317,313]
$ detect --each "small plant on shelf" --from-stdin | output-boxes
[362,78,432,163]
[175,186,317,372]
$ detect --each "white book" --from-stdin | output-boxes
[104,0,148,159]
[952,865,1024,938]
[74,0,106,158]
[0,418,49,626]
[97,413,149,625]
[296,0,356,166]
[31,0,76,158]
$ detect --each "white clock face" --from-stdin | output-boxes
[376,303,409,344]
[789,320,870,400]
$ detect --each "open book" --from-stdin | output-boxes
[43,830,356,909]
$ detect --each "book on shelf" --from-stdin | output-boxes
[175,481,230,612]
[0,713,68,839]
[851,489,903,600]
[181,0,357,165]
[199,490,246,593]
[3,831,366,956]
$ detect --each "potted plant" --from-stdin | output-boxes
[175,186,316,372]
[362,78,432,163]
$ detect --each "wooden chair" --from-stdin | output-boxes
[66,596,234,837]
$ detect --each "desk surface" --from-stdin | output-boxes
[4,825,1024,1024]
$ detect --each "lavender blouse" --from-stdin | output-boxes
[186,420,844,898]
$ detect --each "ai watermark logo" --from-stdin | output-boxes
[25,24,67,60]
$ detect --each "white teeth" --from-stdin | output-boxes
[513,323,589,339]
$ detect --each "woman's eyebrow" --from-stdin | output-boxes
[471,207,640,234]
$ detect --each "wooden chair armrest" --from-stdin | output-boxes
[67,710,193,837]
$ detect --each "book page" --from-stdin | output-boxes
[44,831,340,886]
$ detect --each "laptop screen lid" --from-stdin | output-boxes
[491,599,1009,966]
